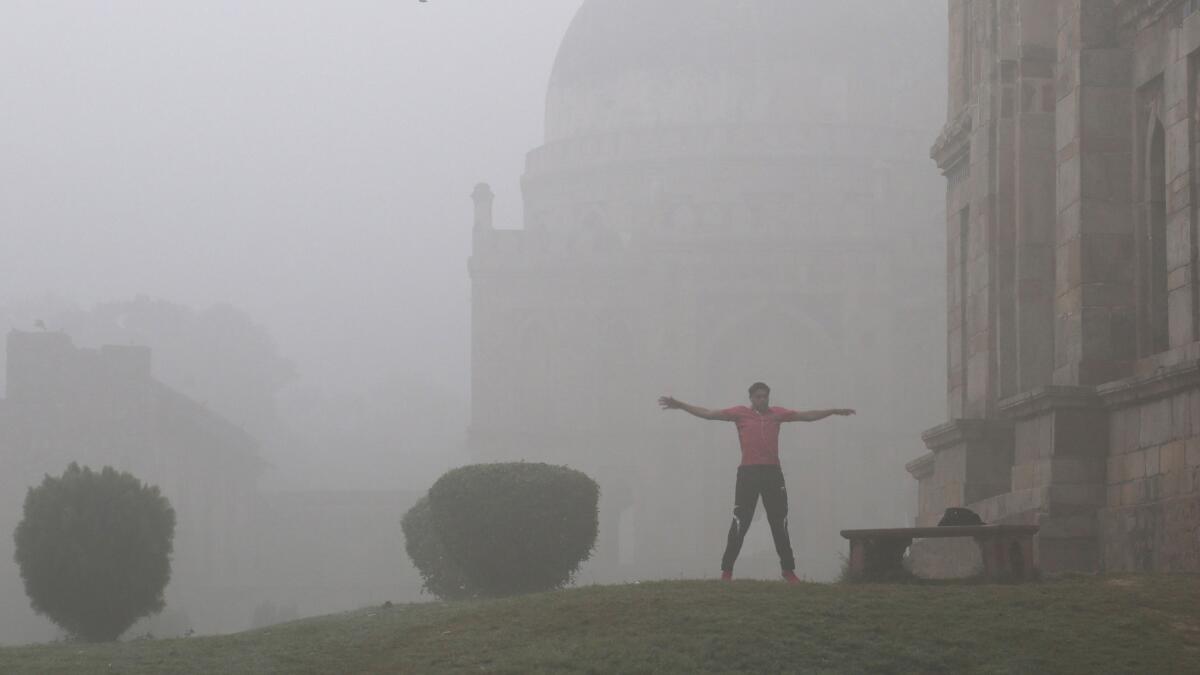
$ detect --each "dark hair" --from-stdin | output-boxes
[748,382,770,396]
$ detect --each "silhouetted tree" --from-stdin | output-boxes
[13,463,176,641]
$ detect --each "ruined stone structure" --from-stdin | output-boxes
[469,0,947,580]
[0,330,262,641]
[912,0,1200,574]
[0,330,422,643]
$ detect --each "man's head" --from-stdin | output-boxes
[748,382,770,412]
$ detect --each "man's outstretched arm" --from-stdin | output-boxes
[658,396,734,421]
[781,408,856,422]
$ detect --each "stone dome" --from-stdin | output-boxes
[544,0,944,144]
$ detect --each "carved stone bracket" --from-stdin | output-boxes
[929,106,974,173]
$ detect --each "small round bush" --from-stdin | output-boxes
[13,463,176,641]
[403,462,599,599]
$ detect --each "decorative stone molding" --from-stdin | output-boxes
[905,452,934,480]
[1115,0,1184,32]
[921,418,1014,452]
[929,106,973,173]
[998,386,1104,421]
[1098,359,1200,407]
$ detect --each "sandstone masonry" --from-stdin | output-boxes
[912,0,1200,575]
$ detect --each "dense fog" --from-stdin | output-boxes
[0,0,947,644]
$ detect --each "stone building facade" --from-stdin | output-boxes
[469,0,947,581]
[911,0,1200,574]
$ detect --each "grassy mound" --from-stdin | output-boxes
[1,575,1198,673]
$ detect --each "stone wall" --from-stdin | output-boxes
[1099,364,1200,571]
[914,0,1200,576]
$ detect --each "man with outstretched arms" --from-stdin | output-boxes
[658,382,854,583]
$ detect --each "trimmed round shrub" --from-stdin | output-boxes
[13,463,176,641]
[403,462,599,599]
[400,496,472,600]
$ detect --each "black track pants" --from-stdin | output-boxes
[720,464,795,572]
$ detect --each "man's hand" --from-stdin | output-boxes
[658,396,731,420]
[658,395,683,410]
[782,408,857,422]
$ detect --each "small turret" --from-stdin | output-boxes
[472,183,494,231]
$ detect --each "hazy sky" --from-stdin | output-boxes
[1,0,584,394]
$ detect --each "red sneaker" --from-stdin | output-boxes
[720,570,733,582]
[782,571,800,584]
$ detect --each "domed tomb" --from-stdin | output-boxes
[544,0,944,143]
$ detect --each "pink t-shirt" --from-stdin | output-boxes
[718,406,798,466]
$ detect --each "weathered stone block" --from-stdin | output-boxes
[1012,462,1035,490]
[1047,483,1107,507]
[1171,391,1193,440]
[1101,495,1200,572]
[1081,152,1132,203]
[1162,439,1187,472]
[1167,212,1192,269]
[1166,64,1189,120]
[1162,470,1183,498]
[1057,200,1081,243]
[1121,405,1142,452]
[1131,18,1169,87]
[1081,85,1132,141]
[1121,478,1146,505]
[1039,513,1097,538]
[1181,9,1200,56]
[1168,266,1191,291]
[1109,410,1125,450]
[1081,306,1113,359]
[1081,47,1132,87]
[1147,474,1163,501]
[1125,450,1146,480]
[1146,445,1161,476]
[1081,281,1134,307]
[1187,437,1200,467]
[1058,159,1082,213]
[1168,288,1193,348]
[1081,233,1135,285]
[1107,454,1125,482]
[1140,398,1171,447]
[1056,89,1079,152]
[1052,457,1106,483]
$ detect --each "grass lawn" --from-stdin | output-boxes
[1,574,1197,674]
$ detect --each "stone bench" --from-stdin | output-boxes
[839,524,1040,582]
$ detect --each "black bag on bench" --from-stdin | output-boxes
[938,507,984,526]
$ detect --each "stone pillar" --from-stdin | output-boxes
[1054,1,1135,386]
[919,419,1016,526]
[994,0,1020,401]
[963,2,1000,417]
[908,418,1014,577]
[1013,0,1058,391]
[999,386,1108,572]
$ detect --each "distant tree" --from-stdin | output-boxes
[13,463,176,642]
[402,462,599,599]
